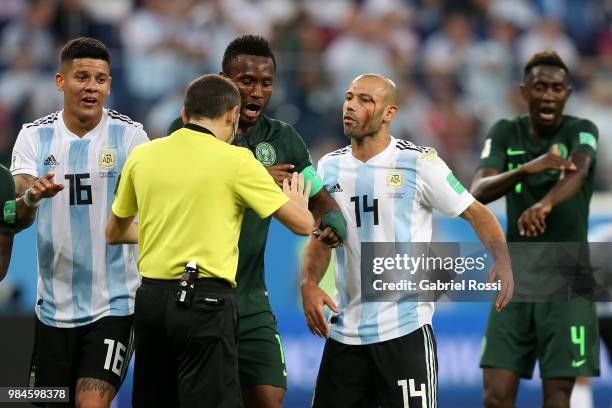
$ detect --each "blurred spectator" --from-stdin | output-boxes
[221,0,296,39]
[488,0,538,30]
[323,6,396,99]
[422,12,477,76]
[52,0,94,44]
[423,72,480,183]
[570,74,612,189]
[1,0,55,68]
[517,17,579,68]
[390,78,433,147]
[120,0,209,116]
[0,0,610,191]
[465,16,517,129]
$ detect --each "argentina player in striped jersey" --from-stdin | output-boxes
[10,38,148,407]
[301,74,514,408]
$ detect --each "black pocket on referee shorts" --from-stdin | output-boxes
[189,296,226,343]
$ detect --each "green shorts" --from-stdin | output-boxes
[480,300,600,378]
[238,311,287,389]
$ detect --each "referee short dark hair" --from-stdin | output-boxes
[183,74,241,120]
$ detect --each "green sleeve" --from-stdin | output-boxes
[0,165,16,236]
[167,116,184,135]
[569,119,598,159]
[478,120,509,171]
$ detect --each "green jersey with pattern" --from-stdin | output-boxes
[0,164,16,237]
[169,115,317,316]
[478,115,597,243]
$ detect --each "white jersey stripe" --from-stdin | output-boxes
[355,161,381,344]
[394,150,421,337]
[106,124,130,314]
[422,327,431,408]
[36,127,57,325]
[425,325,438,407]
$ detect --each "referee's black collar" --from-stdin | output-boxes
[183,123,216,138]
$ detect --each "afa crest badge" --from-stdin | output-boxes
[99,147,117,170]
[386,172,403,189]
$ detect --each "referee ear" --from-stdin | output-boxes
[180,107,189,125]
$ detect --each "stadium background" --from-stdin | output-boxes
[1,0,612,406]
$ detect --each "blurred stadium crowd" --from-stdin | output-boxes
[1,0,612,187]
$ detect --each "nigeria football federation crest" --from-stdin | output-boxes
[255,142,276,166]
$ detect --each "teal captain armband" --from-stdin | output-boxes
[300,165,324,197]
[321,209,347,243]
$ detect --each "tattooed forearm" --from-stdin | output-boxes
[14,174,35,197]
[76,378,113,399]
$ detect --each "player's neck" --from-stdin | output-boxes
[63,110,103,138]
[528,116,562,141]
[351,132,391,162]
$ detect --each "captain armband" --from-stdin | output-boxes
[300,165,324,197]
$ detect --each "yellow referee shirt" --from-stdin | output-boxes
[112,124,289,286]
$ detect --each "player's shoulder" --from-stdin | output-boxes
[231,144,258,160]
[562,115,598,134]
[261,115,303,140]
[489,116,523,134]
[106,109,143,130]
[320,144,352,163]
[22,111,61,131]
[395,138,429,154]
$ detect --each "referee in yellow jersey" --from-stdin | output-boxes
[105,74,314,408]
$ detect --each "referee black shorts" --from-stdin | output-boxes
[312,324,438,408]
[132,277,242,408]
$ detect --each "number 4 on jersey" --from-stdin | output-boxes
[350,195,379,227]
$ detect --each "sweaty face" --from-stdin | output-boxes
[522,65,571,129]
[342,78,387,139]
[57,58,111,124]
[224,55,274,131]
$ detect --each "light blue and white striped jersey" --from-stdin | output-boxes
[11,109,149,328]
[318,137,475,345]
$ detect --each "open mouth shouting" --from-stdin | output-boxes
[538,106,557,123]
[243,102,262,121]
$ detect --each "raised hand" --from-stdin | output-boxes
[267,163,296,187]
[282,172,311,209]
[26,172,65,204]
[521,144,576,175]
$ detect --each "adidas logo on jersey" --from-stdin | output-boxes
[328,183,343,193]
[43,155,59,167]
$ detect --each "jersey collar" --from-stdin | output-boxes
[183,123,216,138]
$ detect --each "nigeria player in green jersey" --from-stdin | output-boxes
[0,165,63,280]
[168,35,344,408]
[471,51,599,408]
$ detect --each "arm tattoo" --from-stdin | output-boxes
[76,378,114,399]
[14,174,36,197]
